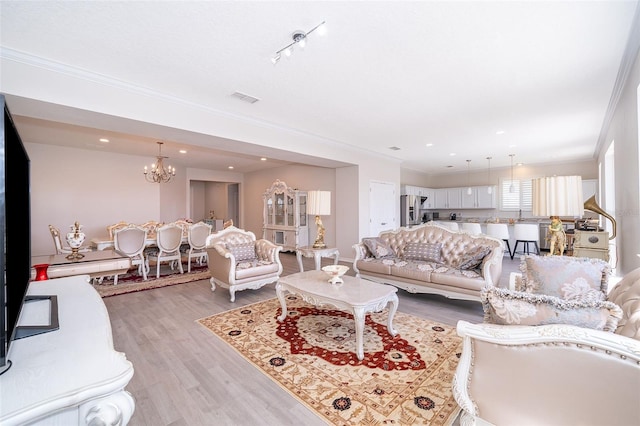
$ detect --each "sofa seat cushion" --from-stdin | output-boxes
[430,268,484,291]
[390,260,437,281]
[235,261,279,280]
[482,286,623,332]
[356,258,393,275]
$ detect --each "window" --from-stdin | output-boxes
[500,178,532,210]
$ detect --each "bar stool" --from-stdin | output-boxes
[511,223,540,259]
[486,223,511,257]
[461,222,482,235]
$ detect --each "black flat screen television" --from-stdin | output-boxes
[0,94,36,372]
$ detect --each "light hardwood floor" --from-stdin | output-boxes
[104,252,521,425]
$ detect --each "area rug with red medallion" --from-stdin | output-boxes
[197,295,463,425]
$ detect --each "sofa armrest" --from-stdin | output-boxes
[206,243,236,284]
[352,243,370,275]
[453,320,640,426]
[479,245,503,287]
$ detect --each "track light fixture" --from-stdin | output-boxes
[271,21,326,64]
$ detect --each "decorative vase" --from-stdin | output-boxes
[66,221,86,260]
[34,263,49,281]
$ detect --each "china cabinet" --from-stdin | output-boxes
[263,180,308,252]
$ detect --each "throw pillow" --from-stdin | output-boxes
[403,242,443,263]
[452,245,492,270]
[362,237,394,259]
[481,286,622,332]
[519,255,610,300]
[227,242,257,262]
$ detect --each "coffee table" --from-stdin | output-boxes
[276,270,398,360]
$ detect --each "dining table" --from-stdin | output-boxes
[90,235,187,251]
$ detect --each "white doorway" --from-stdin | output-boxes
[369,180,396,236]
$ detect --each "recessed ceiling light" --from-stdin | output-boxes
[99,138,109,143]
[517,162,524,166]
[260,157,267,161]
[508,144,517,148]
[496,130,506,135]
[179,149,187,154]
[449,153,456,156]
[425,143,433,147]
[389,146,401,151]
[228,166,234,170]
[446,165,454,168]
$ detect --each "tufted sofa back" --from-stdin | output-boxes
[205,225,255,248]
[377,223,503,266]
[607,267,640,341]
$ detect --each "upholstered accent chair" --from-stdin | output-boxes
[452,257,640,426]
[205,226,283,302]
[181,221,212,272]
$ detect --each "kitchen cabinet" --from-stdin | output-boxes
[263,179,308,252]
[435,188,461,209]
[461,186,497,209]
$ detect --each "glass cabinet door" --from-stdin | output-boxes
[266,198,273,225]
[286,195,294,226]
[299,194,307,227]
[275,193,285,225]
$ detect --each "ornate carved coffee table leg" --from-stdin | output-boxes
[353,306,366,361]
[386,294,399,336]
[276,282,288,321]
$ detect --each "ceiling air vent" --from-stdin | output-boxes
[231,91,260,104]
[388,146,401,151]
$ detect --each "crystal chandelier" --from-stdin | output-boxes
[144,142,175,183]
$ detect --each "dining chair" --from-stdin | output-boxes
[139,220,163,240]
[511,223,540,259]
[107,221,130,239]
[460,222,482,235]
[113,225,148,285]
[181,221,212,272]
[48,224,92,255]
[146,223,184,278]
[486,223,512,257]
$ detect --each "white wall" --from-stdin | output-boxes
[28,143,162,256]
[600,47,640,274]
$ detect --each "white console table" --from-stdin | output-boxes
[0,275,135,425]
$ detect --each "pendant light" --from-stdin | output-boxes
[466,160,472,195]
[509,154,515,193]
[486,156,493,194]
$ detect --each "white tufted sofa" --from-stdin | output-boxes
[352,222,504,301]
[452,267,640,425]
[205,226,283,302]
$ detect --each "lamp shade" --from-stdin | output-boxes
[307,190,331,216]
[532,176,583,217]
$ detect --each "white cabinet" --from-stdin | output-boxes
[461,186,497,209]
[0,276,135,425]
[435,188,462,209]
[421,188,435,208]
[263,180,309,252]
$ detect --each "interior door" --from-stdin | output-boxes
[370,181,396,236]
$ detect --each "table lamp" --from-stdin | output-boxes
[307,190,331,249]
[532,176,583,255]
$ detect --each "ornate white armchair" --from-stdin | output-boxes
[205,226,282,302]
[452,265,640,426]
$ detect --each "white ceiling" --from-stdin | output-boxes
[1,1,638,174]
